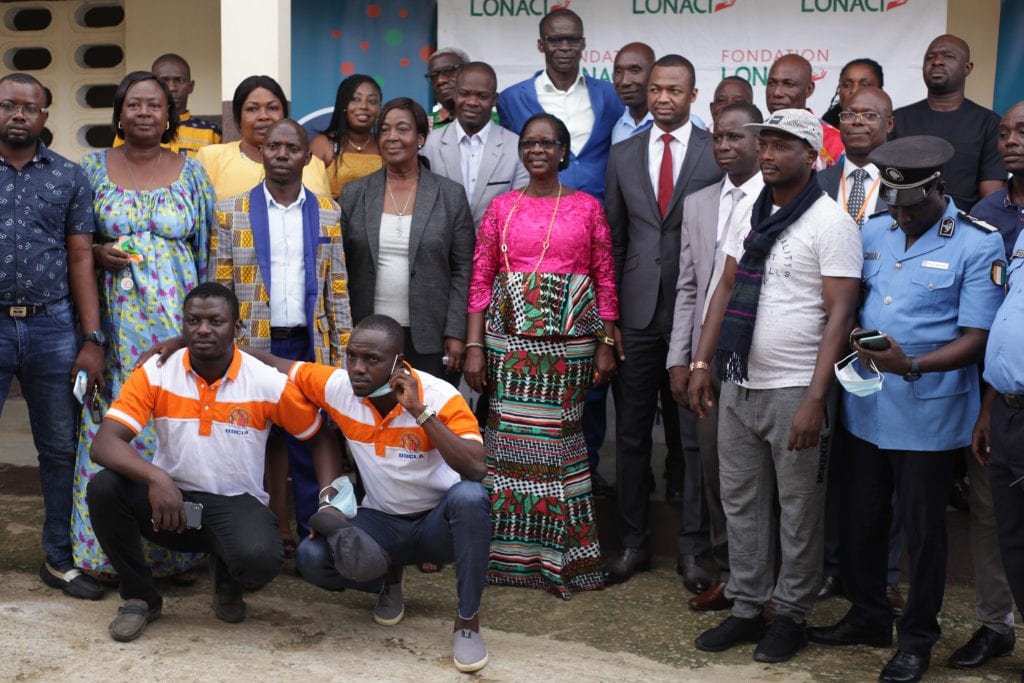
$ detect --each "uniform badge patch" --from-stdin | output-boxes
[938,217,955,238]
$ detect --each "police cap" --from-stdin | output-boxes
[869,135,955,207]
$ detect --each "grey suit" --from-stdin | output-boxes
[606,126,722,553]
[667,178,733,578]
[340,166,476,365]
[817,163,887,220]
[421,122,530,229]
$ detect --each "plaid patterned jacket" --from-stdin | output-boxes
[212,190,351,366]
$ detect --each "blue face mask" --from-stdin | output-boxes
[834,351,884,397]
[367,354,401,397]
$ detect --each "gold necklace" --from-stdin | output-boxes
[499,183,562,279]
[347,135,369,152]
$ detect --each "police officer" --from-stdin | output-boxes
[806,136,1005,683]
[976,227,1024,675]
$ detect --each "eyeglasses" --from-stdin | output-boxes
[0,101,46,118]
[518,138,561,150]
[543,35,583,47]
[424,64,462,82]
[838,110,884,124]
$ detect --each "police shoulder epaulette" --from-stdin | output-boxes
[187,117,223,134]
[958,211,998,233]
[867,210,889,219]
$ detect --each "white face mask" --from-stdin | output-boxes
[834,351,884,397]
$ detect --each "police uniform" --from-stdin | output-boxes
[983,229,1024,626]
[829,137,1005,670]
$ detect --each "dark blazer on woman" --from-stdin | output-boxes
[340,165,476,354]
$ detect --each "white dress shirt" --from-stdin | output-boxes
[647,121,692,196]
[454,119,492,204]
[264,183,307,327]
[839,159,881,218]
[535,70,594,154]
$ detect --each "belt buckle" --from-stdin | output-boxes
[9,306,28,317]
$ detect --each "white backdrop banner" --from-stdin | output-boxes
[438,0,948,119]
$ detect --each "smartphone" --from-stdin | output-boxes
[89,385,105,424]
[72,370,89,404]
[183,501,203,530]
[853,329,891,351]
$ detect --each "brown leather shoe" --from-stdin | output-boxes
[688,580,732,611]
[887,583,905,618]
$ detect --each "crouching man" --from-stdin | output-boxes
[258,314,491,673]
[88,283,330,641]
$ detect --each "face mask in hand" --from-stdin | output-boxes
[367,354,401,398]
[834,351,884,397]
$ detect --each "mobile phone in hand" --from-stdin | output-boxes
[183,501,203,529]
[853,329,891,351]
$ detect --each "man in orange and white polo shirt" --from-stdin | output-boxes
[88,283,332,643]
[265,314,491,673]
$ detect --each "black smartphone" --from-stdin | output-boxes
[183,502,203,529]
[89,385,105,424]
[853,329,891,351]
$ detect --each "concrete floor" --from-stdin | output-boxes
[1,395,1022,680]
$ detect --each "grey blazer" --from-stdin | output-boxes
[340,166,476,353]
[421,122,530,229]
[667,178,726,369]
[818,163,887,217]
[607,126,723,332]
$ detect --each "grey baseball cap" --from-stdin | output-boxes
[744,108,823,151]
[309,508,390,583]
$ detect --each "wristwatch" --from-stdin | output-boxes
[902,356,922,382]
[596,331,615,346]
[415,405,436,426]
[83,330,107,348]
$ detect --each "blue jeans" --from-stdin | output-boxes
[0,299,80,568]
[296,480,490,619]
[270,334,319,539]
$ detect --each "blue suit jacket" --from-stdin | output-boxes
[497,70,621,202]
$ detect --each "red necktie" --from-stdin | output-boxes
[658,133,674,218]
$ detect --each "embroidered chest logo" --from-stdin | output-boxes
[224,407,252,436]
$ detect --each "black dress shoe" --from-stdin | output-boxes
[695,615,766,652]
[816,575,842,601]
[948,625,1015,669]
[602,547,651,584]
[807,617,892,647]
[754,615,807,663]
[676,554,711,594]
[879,651,929,683]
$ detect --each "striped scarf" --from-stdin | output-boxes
[716,172,823,383]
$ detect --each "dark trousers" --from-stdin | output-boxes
[839,428,956,656]
[271,333,319,539]
[402,327,461,387]
[296,481,490,618]
[988,397,1024,618]
[87,469,283,608]
[583,383,609,472]
[613,319,708,553]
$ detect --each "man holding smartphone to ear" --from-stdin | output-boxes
[808,136,1005,683]
[248,314,492,673]
[88,283,332,643]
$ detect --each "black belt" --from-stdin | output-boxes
[270,326,308,340]
[1001,393,1024,410]
[1,299,63,318]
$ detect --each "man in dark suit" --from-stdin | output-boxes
[604,54,723,588]
[496,8,620,202]
[817,87,892,226]
[816,86,894,606]
[422,62,528,229]
[669,101,764,611]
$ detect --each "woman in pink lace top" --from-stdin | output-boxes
[464,113,618,598]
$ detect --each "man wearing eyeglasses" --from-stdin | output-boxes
[496,8,621,202]
[426,47,467,130]
[0,72,106,600]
